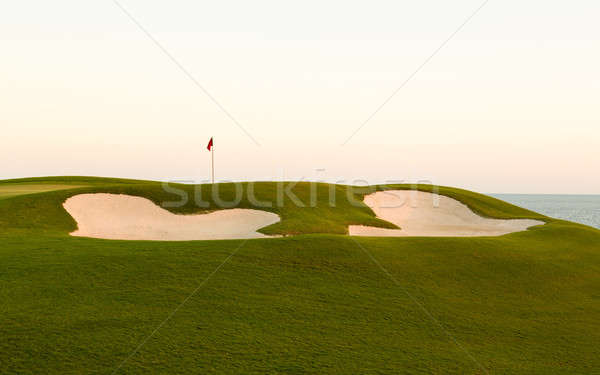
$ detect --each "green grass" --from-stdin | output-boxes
[1,177,599,374]
[0,184,87,200]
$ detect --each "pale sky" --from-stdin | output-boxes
[1,0,599,193]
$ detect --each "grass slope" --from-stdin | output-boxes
[1,177,599,374]
[0,184,88,200]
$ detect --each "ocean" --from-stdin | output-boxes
[491,194,600,229]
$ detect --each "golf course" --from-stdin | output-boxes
[1,176,599,374]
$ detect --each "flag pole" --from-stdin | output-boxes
[211,138,215,184]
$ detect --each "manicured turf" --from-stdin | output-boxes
[1,177,598,374]
[0,184,86,200]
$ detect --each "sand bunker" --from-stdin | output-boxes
[349,190,543,237]
[63,194,280,241]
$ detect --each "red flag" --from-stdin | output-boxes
[207,137,213,151]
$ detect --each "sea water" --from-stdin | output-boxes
[491,194,600,229]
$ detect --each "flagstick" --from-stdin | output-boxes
[211,140,215,184]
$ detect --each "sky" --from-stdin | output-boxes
[1,0,599,193]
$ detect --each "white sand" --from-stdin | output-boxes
[349,190,544,237]
[63,193,280,241]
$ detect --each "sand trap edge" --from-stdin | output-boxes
[63,193,281,241]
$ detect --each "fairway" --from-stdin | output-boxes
[0,183,86,200]
[1,177,599,374]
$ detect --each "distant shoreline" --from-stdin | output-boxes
[491,194,600,229]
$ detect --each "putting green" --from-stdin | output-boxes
[0,184,85,200]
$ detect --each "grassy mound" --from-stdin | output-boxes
[1,177,598,374]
